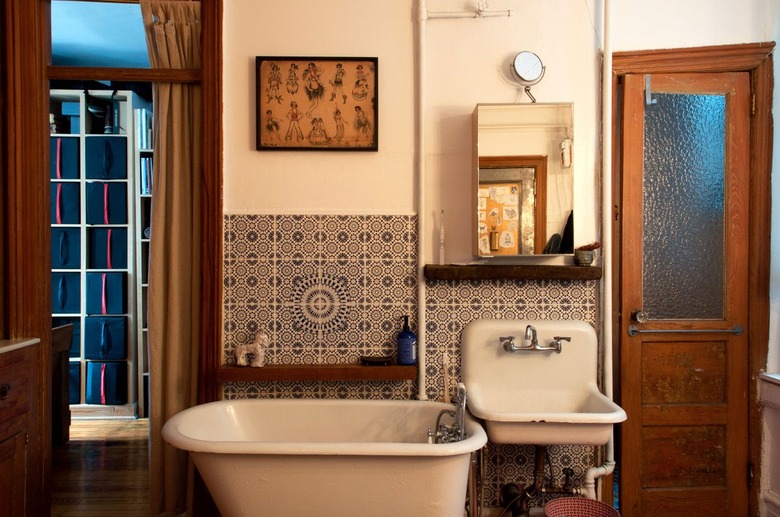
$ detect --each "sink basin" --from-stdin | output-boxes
[461,319,626,445]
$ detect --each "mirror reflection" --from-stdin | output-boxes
[473,103,574,257]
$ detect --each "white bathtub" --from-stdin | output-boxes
[163,398,487,517]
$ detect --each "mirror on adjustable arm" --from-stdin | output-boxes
[473,103,574,258]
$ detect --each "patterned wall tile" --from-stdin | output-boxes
[222,213,602,508]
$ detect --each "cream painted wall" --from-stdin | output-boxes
[223,0,780,363]
[223,0,603,262]
[223,0,416,216]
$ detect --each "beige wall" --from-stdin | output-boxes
[222,0,780,357]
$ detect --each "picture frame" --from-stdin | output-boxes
[256,56,378,151]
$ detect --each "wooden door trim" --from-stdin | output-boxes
[2,1,52,514]
[2,0,224,512]
[612,42,774,517]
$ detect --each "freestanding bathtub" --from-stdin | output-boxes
[162,398,487,517]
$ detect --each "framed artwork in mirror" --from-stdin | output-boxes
[256,56,378,151]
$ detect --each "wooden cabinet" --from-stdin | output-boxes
[0,339,38,517]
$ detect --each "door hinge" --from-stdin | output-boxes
[748,462,754,488]
[751,93,756,116]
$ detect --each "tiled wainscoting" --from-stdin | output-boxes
[222,213,601,508]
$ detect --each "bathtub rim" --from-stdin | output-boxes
[162,398,487,457]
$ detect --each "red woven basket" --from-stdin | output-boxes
[544,498,620,517]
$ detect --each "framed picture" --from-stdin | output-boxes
[256,56,378,151]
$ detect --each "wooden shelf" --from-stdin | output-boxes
[217,364,418,383]
[423,264,603,281]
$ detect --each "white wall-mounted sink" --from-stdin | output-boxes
[462,319,626,445]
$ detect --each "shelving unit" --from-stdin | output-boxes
[134,107,153,418]
[49,89,152,419]
[423,263,603,281]
[217,364,418,383]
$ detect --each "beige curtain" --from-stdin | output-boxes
[140,1,202,515]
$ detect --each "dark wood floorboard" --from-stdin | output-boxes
[51,419,150,517]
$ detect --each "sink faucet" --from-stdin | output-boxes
[524,325,538,348]
[499,327,568,353]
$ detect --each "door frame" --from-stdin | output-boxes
[612,42,775,516]
[1,0,223,511]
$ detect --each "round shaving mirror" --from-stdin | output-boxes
[510,51,545,84]
[510,51,545,102]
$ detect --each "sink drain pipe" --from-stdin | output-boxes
[579,0,617,501]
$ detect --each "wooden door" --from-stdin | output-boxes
[619,72,750,515]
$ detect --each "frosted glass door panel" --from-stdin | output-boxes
[642,93,726,320]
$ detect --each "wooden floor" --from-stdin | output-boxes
[51,419,150,517]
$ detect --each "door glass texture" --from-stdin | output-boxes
[642,93,726,320]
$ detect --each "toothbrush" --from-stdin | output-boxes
[439,210,445,265]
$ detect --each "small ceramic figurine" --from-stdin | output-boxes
[235,332,269,367]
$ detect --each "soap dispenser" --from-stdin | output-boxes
[397,315,417,365]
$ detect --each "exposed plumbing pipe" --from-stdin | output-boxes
[426,8,513,19]
[581,0,617,501]
[415,0,512,402]
[416,0,429,401]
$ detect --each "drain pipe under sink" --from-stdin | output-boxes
[576,0,618,501]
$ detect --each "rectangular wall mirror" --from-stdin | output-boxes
[473,103,574,257]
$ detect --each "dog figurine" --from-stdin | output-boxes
[235,332,269,367]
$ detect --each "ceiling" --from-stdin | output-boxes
[51,1,150,68]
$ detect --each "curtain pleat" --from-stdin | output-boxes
[140,2,202,515]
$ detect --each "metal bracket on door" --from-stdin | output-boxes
[627,324,743,337]
[645,75,657,106]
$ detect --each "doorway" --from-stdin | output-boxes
[613,43,774,516]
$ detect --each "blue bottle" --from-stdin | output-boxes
[397,315,417,365]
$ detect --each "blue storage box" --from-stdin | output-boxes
[52,272,81,314]
[88,227,127,269]
[52,317,81,357]
[68,363,80,404]
[86,272,126,315]
[50,182,80,224]
[85,136,127,179]
[84,316,126,360]
[61,101,80,116]
[85,361,127,405]
[86,182,127,225]
[50,137,80,179]
[51,228,81,269]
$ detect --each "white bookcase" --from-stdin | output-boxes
[49,89,152,419]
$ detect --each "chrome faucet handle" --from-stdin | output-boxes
[535,335,570,353]
[499,336,516,351]
[500,335,533,352]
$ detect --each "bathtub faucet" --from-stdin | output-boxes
[429,383,468,444]
[454,382,467,441]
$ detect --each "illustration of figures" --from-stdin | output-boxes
[352,64,369,101]
[285,101,304,142]
[329,63,347,104]
[353,105,371,142]
[263,109,282,145]
[308,117,329,146]
[265,62,283,104]
[332,107,346,143]
[286,63,299,95]
[302,62,325,117]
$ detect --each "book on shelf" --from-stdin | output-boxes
[134,108,153,150]
[140,156,153,196]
